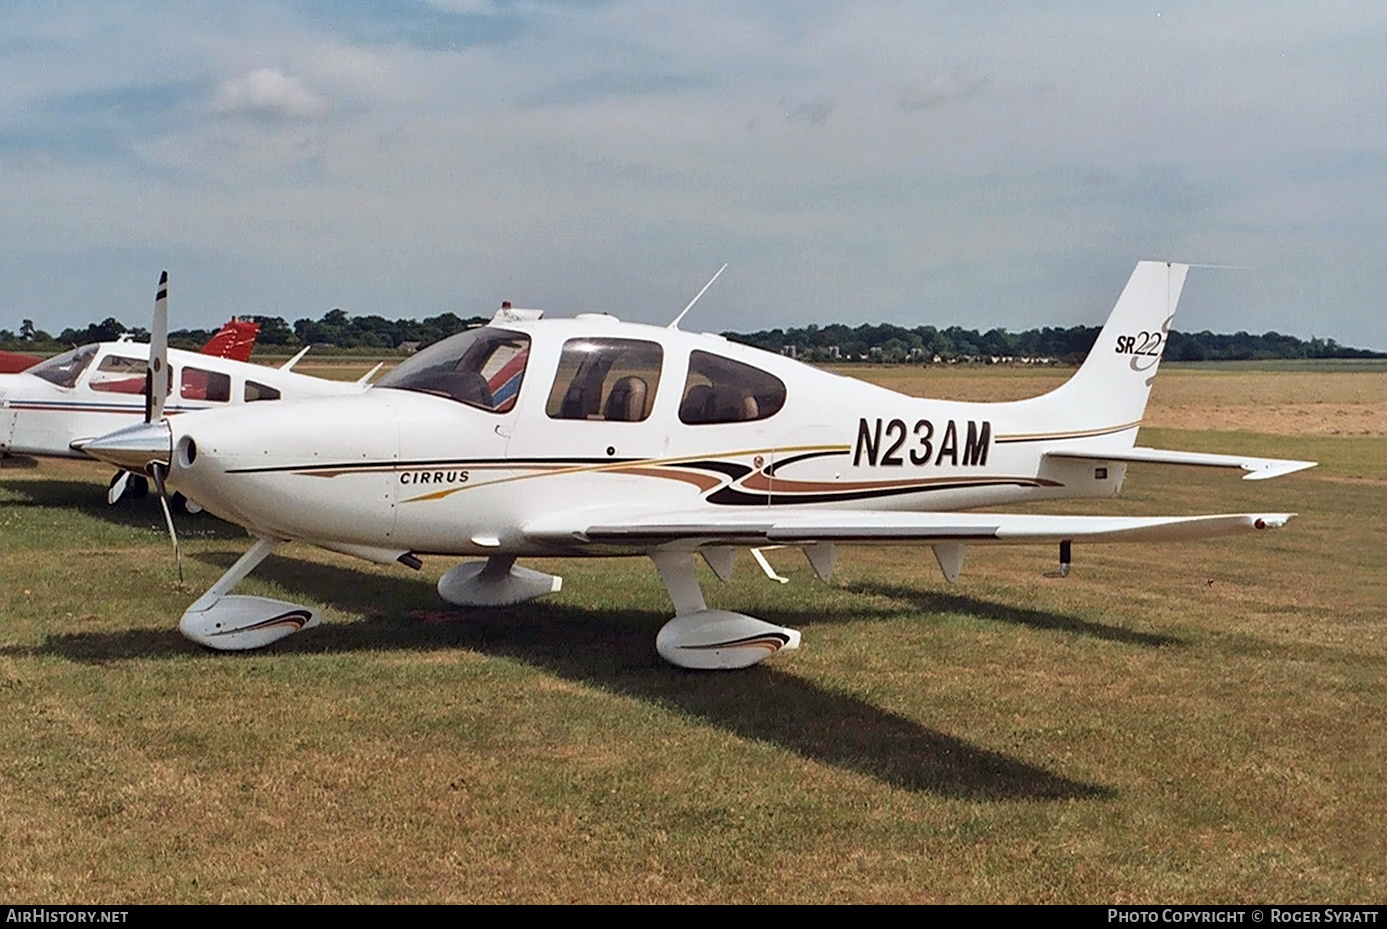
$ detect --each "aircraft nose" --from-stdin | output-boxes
[81,421,173,473]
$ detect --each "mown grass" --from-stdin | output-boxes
[0,369,1383,903]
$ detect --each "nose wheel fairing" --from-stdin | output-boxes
[178,538,322,651]
[181,595,321,650]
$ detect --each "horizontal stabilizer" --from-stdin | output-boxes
[527,508,1295,548]
[1045,447,1316,480]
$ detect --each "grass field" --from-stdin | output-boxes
[1,365,1383,903]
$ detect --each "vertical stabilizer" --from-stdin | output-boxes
[1020,261,1188,444]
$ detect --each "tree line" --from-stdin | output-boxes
[1,311,490,354]
[723,321,1385,363]
[2,309,1382,362]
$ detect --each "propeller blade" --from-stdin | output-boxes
[150,462,183,583]
[107,470,131,506]
[146,271,170,425]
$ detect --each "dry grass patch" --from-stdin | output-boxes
[837,362,1387,436]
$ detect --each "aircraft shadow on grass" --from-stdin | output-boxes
[843,582,1184,648]
[10,548,1135,802]
[0,477,245,540]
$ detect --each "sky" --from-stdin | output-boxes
[2,1,1385,349]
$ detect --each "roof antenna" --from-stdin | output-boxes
[668,263,728,330]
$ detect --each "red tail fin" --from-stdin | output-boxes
[200,319,260,362]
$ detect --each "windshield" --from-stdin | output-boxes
[29,344,98,388]
[376,327,530,412]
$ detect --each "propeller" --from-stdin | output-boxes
[145,270,170,425]
[151,461,183,582]
[107,470,131,505]
[107,271,172,507]
[146,271,182,582]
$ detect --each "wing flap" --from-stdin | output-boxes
[1045,446,1316,480]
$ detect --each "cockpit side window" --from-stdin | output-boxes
[375,327,530,413]
[679,350,786,425]
[545,338,663,423]
[29,345,98,388]
[89,354,153,394]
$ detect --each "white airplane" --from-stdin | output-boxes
[83,261,1315,670]
[0,273,378,501]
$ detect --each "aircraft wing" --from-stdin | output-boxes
[525,508,1295,549]
[0,349,42,373]
[1044,447,1316,480]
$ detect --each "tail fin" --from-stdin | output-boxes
[200,319,261,362]
[1026,261,1188,443]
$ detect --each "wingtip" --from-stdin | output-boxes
[1242,460,1318,481]
[1252,514,1296,530]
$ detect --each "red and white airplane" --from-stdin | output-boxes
[0,318,257,375]
[84,262,1315,669]
[1,277,376,501]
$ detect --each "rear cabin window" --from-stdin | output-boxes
[545,338,663,423]
[181,367,231,403]
[244,380,281,402]
[679,350,786,425]
[375,327,530,413]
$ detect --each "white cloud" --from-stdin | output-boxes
[212,68,328,120]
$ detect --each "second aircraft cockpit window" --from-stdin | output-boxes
[376,327,531,413]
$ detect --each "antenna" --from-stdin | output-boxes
[668,263,728,329]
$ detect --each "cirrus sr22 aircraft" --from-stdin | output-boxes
[84,262,1314,670]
